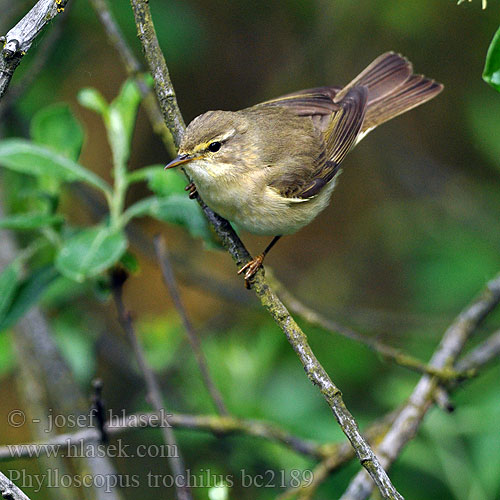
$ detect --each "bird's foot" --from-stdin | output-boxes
[185,182,198,199]
[238,254,264,288]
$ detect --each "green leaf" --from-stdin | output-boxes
[123,194,212,241]
[77,88,108,115]
[55,226,128,282]
[127,166,186,196]
[0,265,59,331]
[107,79,142,168]
[484,26,500,92]
[0,139,112,196]
[0,261,22,323]
[0,335,14,378]
[0,213,63,230]
[120,251,140,273]
[30,103,84,161]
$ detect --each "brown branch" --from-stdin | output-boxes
[154,235,229,415]
[0,471,31,500]
[111,275,192,500]
[340,272,500,500]
[0,0,70,100]
[127,2,403,498]
[267,270,472,381]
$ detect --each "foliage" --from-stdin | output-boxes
[0,79,213,328]
[483,26,500,93]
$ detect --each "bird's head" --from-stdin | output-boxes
[165,110,254,185]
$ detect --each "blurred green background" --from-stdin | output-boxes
[1,1,500,499]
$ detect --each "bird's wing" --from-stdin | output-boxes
[256,86,342,132]
[268,86,368,199]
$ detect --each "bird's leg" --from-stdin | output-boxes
[238,235,281,287]
[185,182,198,199]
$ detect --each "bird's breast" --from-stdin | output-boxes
[191,167,337,236]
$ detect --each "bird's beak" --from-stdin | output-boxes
[165,154,196,169]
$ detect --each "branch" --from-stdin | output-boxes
[88,0,176,157]
[0,5,67,120]
[0,472,31,500]
[154,236,229,415]
[267,270,472,381]
[128,0,185,148]
[277,409,400,500]
[0,0,70,100]
[455,329,500,372]
[0,410,325,462]
[127,2,403,498]
[340,272,500,500]
[111,275,192,500]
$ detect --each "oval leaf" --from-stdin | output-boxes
[127,166,186,196]
[107,79,142,168]
[56,226,128,282]
[0,261,22,324]
[77,88,108,115]
[0,139,112,195]
[0,213,64,230]
[124,194,212,241]
[0,265,59,331]
[30,103,84,161]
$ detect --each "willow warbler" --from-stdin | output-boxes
[166,52,443,284]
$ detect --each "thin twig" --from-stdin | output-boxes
[111,275,192,500]
[0,410,325,462]
[0,0,70,100]
[154,235,229,415]
[127,2,403,498]
[267,270,473,381]
[88,0,176,156]
[434,329,500,411]
[0,471,31,500]
[455,329,500,372]
[340,273,500,500]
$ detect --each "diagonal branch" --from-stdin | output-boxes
[267,270,473,380]
[127,1,403,498]
[128,0,185,148]
[88,0,176,157]
[340,272,500,500]
[154,235,229,416]
[0,472,31,500]
[111,273,192,500]
[455,329,500,372]
[0,4,68,120]
[0,0,70,100]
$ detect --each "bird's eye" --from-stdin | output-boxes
[208,141,222,153]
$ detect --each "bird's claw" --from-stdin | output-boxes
[238,255,264,288]
[185,182,198,199]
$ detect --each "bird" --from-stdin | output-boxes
[165,52,443,286]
